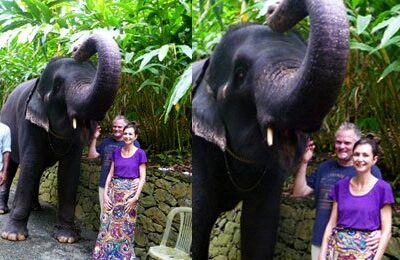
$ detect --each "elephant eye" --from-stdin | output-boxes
[53,77,64,93]
[234,66,247,84]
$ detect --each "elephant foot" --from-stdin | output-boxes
[1,220,28,241]
[0,198,9,214]
[0,205,9,214]
[53,224,80,243]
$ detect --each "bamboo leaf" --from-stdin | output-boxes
[135,49,159,71]
[178,44,192,59]
[31,0,53,23]
[369,36,400,54]
[164,64,191,122]
[351,0,360,9]
[125,52,134,64]
[356,15,371,35]
[350,41,374,52]
[0,20,30,33]
[371,17,393,34]
[379,15,400,48]
[377,60,400,83]
[158,44,169,62]
[23,0,43,22]
[178,0,190,13]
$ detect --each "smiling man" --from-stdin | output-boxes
[292,122,383,260]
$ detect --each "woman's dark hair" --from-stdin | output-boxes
[123,121,140,135]
[353,135,380,156]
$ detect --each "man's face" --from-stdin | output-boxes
[334,129,357,165]
[112,119,126,140]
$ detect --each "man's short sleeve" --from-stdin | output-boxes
[371,165,382,179]
[1,125,11,154]
[306,170,317,190]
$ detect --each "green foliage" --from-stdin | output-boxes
[0,0,191,153]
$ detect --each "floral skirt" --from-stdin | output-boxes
[92,178,138,260]
[326,227,375,260]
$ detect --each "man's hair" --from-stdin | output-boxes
[335,122,362,141]
[112,115,129,126]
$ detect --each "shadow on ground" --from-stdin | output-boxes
[0,189,97,260]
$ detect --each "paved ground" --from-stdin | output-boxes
[0,189,97,260]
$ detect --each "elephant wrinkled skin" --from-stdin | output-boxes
[0,33,121,243]
[192,0,349,258]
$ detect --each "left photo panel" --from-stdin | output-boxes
[0,0,192,259]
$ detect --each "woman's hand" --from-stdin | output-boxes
[125,196,138,213]
[366,230,381,253]
[103,193,113,211]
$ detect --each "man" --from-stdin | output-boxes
[88,115,140,216]
[0,122,11,214]
[292,122,382,260]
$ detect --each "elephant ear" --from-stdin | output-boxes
[25,78,49,131]
[192,59,226,150]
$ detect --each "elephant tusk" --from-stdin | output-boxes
[72,118,77,129]
[267,127,273,146]
[222,83,228,99]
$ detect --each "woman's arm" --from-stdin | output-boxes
[319,201,338,260]
[103,161,115,210]
[125,163,146,213]
[373,204,392,259]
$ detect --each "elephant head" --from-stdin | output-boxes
[193,0,349,169]
[25,34,121,137]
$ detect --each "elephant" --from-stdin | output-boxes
[192,0,349,258]
[0,33,121,243]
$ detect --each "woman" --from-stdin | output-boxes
[93,123,147,259]
[319,137,394,259]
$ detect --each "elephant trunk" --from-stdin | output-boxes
[72,34,121,121]
[268,0,349,131]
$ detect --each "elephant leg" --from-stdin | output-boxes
[53,150,81,243]
[0,160,18,214]
[192,138,239,258]
[192,191,222,259]
[1,162,45,241]
[31,181,42,211]
[240,176,284,259]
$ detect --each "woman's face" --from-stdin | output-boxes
[352,143,377,174]
[123,127,137,145]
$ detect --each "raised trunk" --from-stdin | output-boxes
[72,34,121,121]
[269,0,349,131]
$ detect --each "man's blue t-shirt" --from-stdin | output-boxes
[97,138,140,188]
[306,159,382,246]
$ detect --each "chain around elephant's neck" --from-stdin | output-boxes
[47,131,73,157]
[225,146,257,164]
[223,151,267,192]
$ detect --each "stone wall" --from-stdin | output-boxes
[37,158,192,258]
[210,195,400,260]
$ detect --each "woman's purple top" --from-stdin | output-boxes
[112,148,147,179]
[329,178,394,231]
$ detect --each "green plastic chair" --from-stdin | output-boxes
[147,207,192,260]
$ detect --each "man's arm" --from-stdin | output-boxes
[0,126,11,186]
[88,125,101,159]
[292,139,314,197]
[0,152,10,185]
